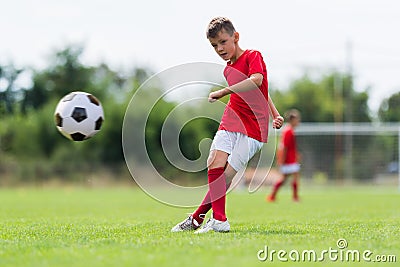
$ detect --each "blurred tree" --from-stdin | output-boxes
[378,92,400,122]
[377,91,400,170]
[1,45,160,182]
[0,64,24,115]
[271,72,371,122]
[21,45,93,112]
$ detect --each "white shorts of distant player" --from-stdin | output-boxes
[210,130,263,172]
[280,163,301,175]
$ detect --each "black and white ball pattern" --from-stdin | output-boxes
[54,91,104,141]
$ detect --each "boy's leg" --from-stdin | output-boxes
[267,174,288,201]
[192,180,233,224]
[192,191,211,223]
[194,157,236,233]
[195,132,262,233]
[207,166,227,221]
[193,149,235,223]
[207,150,237,222]
[292,172,299,201]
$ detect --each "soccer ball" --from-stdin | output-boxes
[54,91,104,141]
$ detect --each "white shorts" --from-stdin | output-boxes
[280,163,301,174]
[210,130,264,171]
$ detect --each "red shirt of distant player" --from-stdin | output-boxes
[280,125,297,164]
[218,49,269,142]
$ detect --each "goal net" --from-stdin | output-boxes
[294,123,400,188]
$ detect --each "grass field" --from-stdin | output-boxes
[0,185,399,267]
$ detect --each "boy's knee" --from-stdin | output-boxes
[208,160,226,170]
[207,150,228,169]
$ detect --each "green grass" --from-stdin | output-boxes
[0,186,399,267]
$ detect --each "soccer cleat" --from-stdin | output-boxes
[171,215,201,232]
[194,218,230,234]
[266,195,275,202]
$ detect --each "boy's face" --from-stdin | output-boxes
[291,117,301,127]
[208,29,239,61]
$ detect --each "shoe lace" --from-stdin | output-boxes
[179,216,195,230]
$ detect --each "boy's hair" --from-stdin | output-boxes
[206,17,236,38]
[284,109,301,121]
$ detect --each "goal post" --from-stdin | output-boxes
[291,122,400,190]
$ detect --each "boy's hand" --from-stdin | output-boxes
[208,88,231,103]
[273,115,284,129]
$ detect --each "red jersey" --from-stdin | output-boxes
[218,50,269,142]
[280,125,297,164]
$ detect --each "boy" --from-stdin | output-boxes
[171,17,283,233]
[267,109,301,202]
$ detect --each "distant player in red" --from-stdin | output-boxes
[171,17,284,233]
[267,109,301,202]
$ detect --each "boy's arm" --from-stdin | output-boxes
[208,73,263,102]
[268,94,284,129]
[208,72,284,128]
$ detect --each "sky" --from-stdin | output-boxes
[1,0,400,112]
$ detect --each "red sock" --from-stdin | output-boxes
[271,180,284,198]
[208,167,227,221]
[192,180,232,224]
[292,180,298,199]
[192,180,231,224]
[192,191,211,224]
